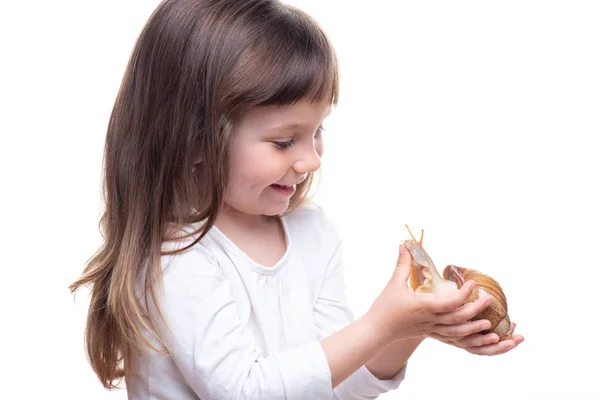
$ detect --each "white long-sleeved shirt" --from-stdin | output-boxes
[125,202,406,399]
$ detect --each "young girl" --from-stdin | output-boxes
[70,0,523,398]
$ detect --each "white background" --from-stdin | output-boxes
[1,0,599,399]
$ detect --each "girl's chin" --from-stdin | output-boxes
[262,203,290,216]
[221,201,289,219]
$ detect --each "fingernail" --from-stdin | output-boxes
[480,322,491,330]
[484,297,493,306]
[399,244,405,255]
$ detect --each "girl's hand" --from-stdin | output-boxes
[365,245,492,344]
[428,321,525,356]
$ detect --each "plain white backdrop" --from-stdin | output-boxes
[1,0,599,398]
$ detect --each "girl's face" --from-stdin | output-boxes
[223,98,331,219]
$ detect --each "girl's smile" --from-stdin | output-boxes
[270,183,296,196]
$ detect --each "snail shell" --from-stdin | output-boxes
[443,265,512,340]
[403,226,512,340]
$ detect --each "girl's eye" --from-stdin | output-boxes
[274,126,325,150]
[315,126,325,138]
[274,139,295,150]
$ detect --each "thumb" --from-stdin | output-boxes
[394,244,413,283]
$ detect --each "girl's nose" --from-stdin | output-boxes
[293,146,321,174]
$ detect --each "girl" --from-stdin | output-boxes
[70,0,523,399]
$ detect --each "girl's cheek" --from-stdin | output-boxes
[316,141,324,157]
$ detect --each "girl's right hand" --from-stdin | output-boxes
[365,244,491,344]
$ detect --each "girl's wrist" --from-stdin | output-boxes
[360,310,394,348]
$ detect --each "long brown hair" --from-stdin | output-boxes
[69,0,339,390]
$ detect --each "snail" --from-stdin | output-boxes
[403,225,512,340]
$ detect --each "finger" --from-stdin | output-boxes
[454,332,500,348]
[431,319,493,338]
[465,339,517,356]
[427,333,455,345]
[511,333,525,346]
[393,244,413,283]
[505,323,525,345]
[508,322,516,336]
[435,295,492,325]
[420,280,477,313]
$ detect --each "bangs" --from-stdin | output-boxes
[256,30,339,106]
[224,6,339,113]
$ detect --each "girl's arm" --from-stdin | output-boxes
[320,313,391,388]
[314,233,489,395]
[365,337,425,380]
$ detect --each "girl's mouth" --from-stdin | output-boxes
[270,184,295,195]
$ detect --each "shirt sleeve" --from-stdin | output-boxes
[149,244,333,400]
[313,219,407,400]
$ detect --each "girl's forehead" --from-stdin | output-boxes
[231,100,331,138]
[242,100,332,126]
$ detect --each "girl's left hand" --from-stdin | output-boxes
[428,321,525,356]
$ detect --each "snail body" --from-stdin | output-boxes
[403,226,512,340]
